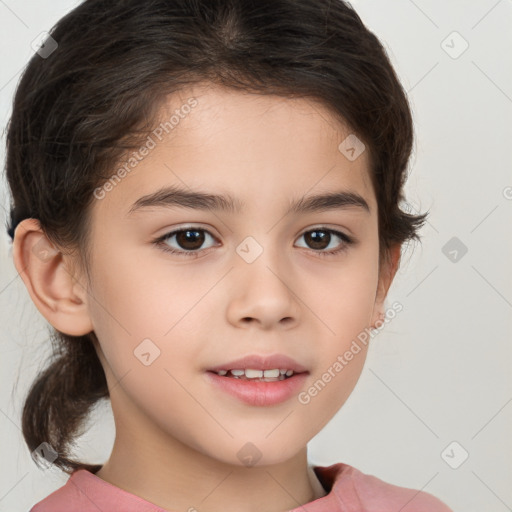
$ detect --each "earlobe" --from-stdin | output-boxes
[12,218,94,336]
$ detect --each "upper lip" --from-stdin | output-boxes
[207,354,309,373]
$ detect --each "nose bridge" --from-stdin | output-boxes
[235,231,289,286]
[228,232,300,328]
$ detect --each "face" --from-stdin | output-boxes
[82,82,392,467]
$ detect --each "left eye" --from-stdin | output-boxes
[153,226,354,258]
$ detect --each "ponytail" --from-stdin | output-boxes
[22,330,108,474]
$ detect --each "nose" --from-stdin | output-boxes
[226,245,301,331]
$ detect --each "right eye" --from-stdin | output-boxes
[153,227,219,257]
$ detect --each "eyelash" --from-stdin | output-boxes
[152,226,355,259]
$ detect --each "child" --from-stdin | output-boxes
[6,0,453,510]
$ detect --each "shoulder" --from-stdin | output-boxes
[325,463,453,512]
[30,470,87,512]
[29,469,164,511]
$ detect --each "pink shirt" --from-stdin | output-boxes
[30,463,453,511]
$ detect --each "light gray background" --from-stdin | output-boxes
[1,1,511,511]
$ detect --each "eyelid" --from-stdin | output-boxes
[154,222,352,240]
[153,222,219,238]
[155,224,219,245]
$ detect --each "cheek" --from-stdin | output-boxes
[86,247,204,381]
[298,285,373,427]
[298,243,380,332]
[297,348,368,438]
[294,249,378,418]
[85,253,206,436]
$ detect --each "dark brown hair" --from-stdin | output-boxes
[4,0,428,474]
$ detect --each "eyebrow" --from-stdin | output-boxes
[127,185,370,216]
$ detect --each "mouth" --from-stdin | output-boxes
[207,353,308,376]
[205,354,309,406]
[207,368,302,382]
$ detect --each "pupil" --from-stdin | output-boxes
[306,230,329,250]
[177,230,204,250]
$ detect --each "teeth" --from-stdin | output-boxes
[245,369,263,378]
[216,368,295,379]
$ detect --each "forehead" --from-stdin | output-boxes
[93,82,376,220]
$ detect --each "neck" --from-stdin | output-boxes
[96,434,327,512]
[94,395,327,512]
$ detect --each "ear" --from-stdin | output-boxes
[369,243,402,329]
[12,218,93,336]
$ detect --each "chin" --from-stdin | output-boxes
[195,436,304,469]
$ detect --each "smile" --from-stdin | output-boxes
[213,368,295,381]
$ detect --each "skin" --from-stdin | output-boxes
[13,82,401,512]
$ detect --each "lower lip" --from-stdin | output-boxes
[205,371,309,406]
